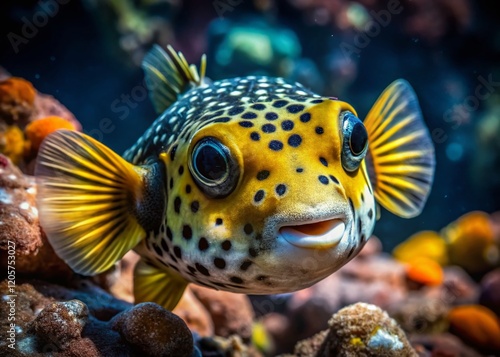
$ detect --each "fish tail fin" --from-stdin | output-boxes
[35,130,163,275]
[134,259,188,310]
[142,44,207,113]
[364,79,435,218]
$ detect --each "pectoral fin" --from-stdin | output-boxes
[134,259,188,310]
[364,79,435,218]
[35,130,151,275]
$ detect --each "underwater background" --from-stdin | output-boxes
[1,1,500,356]
[1,0,499,250]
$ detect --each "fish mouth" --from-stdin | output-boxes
[279,218,346,249]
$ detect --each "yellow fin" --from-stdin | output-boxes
[364,79,435,218]
[35,130,147,275]
[134,259,188,310]
[142,44,207,113]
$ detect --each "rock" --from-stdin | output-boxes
[196,334,259,357]
[424,266,479,305]
[191,285,254,341]
[290,303,417,356]
[386,295,449,334]
[33,93,81,131]
[479,268,500,316]
[409,333,484,357]
[174,287,214,337]
[447,304,500,354]
[32,300,88,350]
[112,302,194,357]
[0,154,73,281]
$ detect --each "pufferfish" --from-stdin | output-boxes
[35,45,435,310]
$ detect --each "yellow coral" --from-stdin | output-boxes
[443,211,499,275]
[0,125,25,164]
[393,230,448,266]
[24,116,76,156]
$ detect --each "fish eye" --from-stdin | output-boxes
[189,137,239,198]
[341,111,368,172]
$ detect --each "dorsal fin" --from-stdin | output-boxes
[142,44,207,114]
[364,79,435,218]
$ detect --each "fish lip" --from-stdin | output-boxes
[276,215,347,249]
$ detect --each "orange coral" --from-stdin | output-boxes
[448,305,500,353]
[0,77,37,124]
[405,257,444,286]
[393,230,448,266]
[0,77,36,105]
[0,125,25,165]
[443,211,499,276]
[25,116,76,155]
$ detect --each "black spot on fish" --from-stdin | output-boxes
[357,218,362,234]
[315,126,324,135]
[360,234,367,243]
[320,157,328,167]
[273,100,288,108]
[262,123,276,133]
[166,226,173,241]
[254,190,265,203]
[242,112,257,119]
[249,247,258,257]
[228,106,244,115]
[349,198,355,219]
[214,116,231,123]
[185,185,191,194]
[215,218,223,225]
[161,238,169,252]
[250,132,260,141]
[191,201,199,213]
[230,276,244,284]
[287,104,304,113]
[368,209,374,219]
[198,237,209,251]
[257,170,270,180]
[182,225,192,240]
[244,223,253,235]
[311,99,323,104]
[300,113,311,123]
[347,245,356,258]
[361,193,365,202]
[152,243,162,257]
[281,120,294,131]
[276,184,287,196]
[239,121,254,128]
[195,263,210,276]
[214,258,226,269]
[329,175,339,184]
[170,145,177,161]
[169,178,174,190]
[240,260,252,271]
[288,134,302,147]
[265,112,278,121]
[174,196,181,213]
[318,175,329,185]
[269,140,283,151]
[178,165,184,175]
[187,265,197,275]
[221,240,232,251]
[255,233,263,240]
[296,168,304,173]
[174,246,182,259]
[251,103,266,110]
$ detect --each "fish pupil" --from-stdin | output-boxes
[349,122,368,156]
[195,144,227,181]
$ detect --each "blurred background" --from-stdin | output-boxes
[0,0,499,250]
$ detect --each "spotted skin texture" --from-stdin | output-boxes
[124,76,376,294]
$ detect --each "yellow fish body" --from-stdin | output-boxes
[35,45,435,309]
